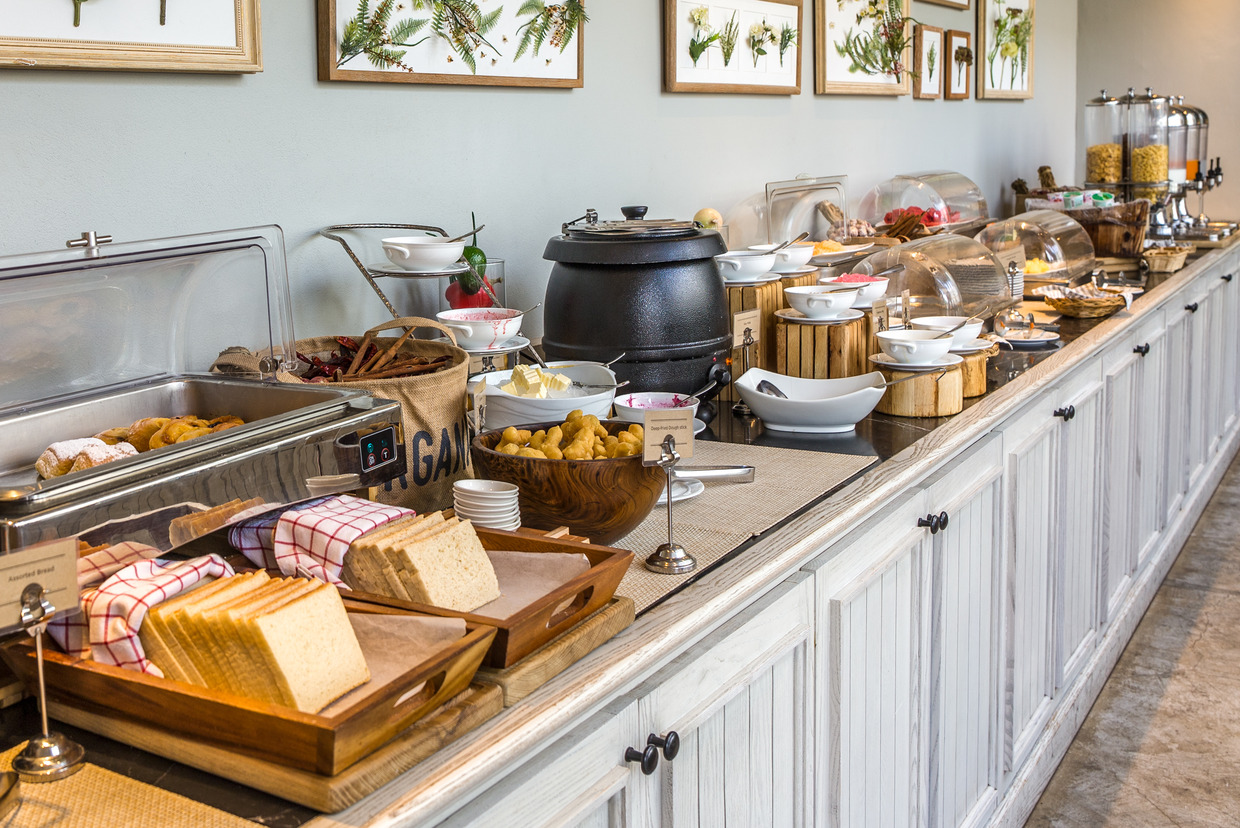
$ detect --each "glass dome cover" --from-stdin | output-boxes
[857,171,988,232]
[974,209,1095,285]
[851,235,1010,319]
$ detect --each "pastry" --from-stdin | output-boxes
[93,426,132,445]
[127,418,170,451]
[36,437,106,478]
[68,441,138,473]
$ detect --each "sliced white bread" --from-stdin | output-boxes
[387,517,500,612]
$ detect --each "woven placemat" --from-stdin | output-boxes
[615,442,876,612]
[0,742,256,828]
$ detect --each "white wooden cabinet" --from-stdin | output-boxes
[1163,301,1194,521]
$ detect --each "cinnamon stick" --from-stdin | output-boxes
[344,333,374,376]
[336,359,450,382]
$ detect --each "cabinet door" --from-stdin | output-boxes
[810,493,930,828]
[1101,344,1141,620]
[1163,304,1193,521]
[1133,322,1167,567]
[636,574,815,828]
[1187,286,1212,489]
[923,440,1004,828]
[1222,268,1240,433]
[1203,276,1232,447]
[1056,377,1104,687]
[441,702,642,828]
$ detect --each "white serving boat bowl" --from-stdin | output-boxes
[734,368,886,433]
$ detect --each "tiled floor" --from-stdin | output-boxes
[1026,457,1240,827]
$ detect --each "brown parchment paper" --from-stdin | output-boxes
[472,550,592,621]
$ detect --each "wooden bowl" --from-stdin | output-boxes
[470,420,666,545]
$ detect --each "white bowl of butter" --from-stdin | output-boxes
[478,362,616,431]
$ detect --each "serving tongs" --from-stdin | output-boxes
[756,370,947,398]
[672,465,755,483]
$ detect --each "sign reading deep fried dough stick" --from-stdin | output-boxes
[733,309,763,347]
[642,409,696,464]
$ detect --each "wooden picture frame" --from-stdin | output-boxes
[316,0,583,88]
[976,0,1033,99]
[663,0,802,95]
[919,0,971,9]
[815,0,912,96]
[0,0,261,73]
[944,29,972,100]
[913,25,943,100]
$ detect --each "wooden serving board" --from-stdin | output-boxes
[476,596,635,706]
[2,605,497,776]
[48,683,503,813]
[347,525,633,669]
[1182,232,1239,249]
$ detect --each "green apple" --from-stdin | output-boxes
[693,208,724,229]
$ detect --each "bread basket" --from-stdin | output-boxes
[1042,293,1127,318]
[1143,245,1193,273]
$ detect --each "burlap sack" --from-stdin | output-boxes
[282,317,472,513]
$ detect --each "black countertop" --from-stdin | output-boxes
[0,295,1137,827]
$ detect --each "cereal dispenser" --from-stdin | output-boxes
[1083,90,1124,189]
[1126,87,1170,206]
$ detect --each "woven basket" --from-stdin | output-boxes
[1143,246,1192,273]
[1043,294,1127,318]
[1072,200,1150,258]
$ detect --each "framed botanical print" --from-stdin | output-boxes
[919,0,970,8]
[913,25,943,100]
[664,0,802,95]
[944,28,972,100]
[815,0,912,96]
[976,0,1033,99]
[0,0,261,73]
[317,0,584,87]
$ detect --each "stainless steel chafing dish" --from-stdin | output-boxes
[0,227,406,551]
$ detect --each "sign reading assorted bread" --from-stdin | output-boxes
[0,538,77,635]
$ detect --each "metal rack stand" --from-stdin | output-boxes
[318,223,498,320]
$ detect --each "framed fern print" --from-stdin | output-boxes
[0,0,260,73]
[815,0,912,96]
[317,0,584,87]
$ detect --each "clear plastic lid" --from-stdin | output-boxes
[851,235,1009,318]
[857,171,988,231]
[975,210,1096,282]
[764,175,850,244]
[0,226,297,412]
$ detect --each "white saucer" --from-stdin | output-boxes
[693,418,707,435]
[776,308,865,325]
[949,338,994,354]
[774,265,819,277]
[368,261,470,277]
[810,243,875,265]
[657,477,705,505]
[723,272,782,287]
[869,352,965,372]
[1001,329,1060,348]
[461,334,530,355]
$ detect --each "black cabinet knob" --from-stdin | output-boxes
[1222,274,1234,283]
[918,514,941,534]
[648,731,680,761]
[1134,343,1151,357]
[1054,406,1074,421]
[1186,302,1199,313]
[625,745,659,775]
[937,511,949,531]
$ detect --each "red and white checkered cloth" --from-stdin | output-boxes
[71,555,234,677]
[50,541,166,658]
[228,495,411,586]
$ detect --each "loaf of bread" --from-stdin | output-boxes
[168,497,265,547]
[138,571,369,713]
[344,512,501,612]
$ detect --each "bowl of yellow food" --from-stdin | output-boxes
[478,362,616,430]
[470,414,665,544]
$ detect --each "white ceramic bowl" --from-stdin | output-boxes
[437,307,523,350]
[910,316,985,349]
[453,479,519,502]
[876,329,955,364]
[479,361,616,430]
[819,274,889,306]
[748,242,815,273]
[734,368,885,433]
[715,251,777,280]
[455,502,521,521]
[612,391,700,421]
[784,285,860,319]
[381,236,466,271]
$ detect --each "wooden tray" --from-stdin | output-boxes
[348,524,633,669]
[1,601,497,776]
[476,596,635,706]
[47,684,503,813]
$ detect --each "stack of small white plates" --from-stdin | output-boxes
[453,479,521,531]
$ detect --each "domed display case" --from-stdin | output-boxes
[975,209,1096,294]
[851,234,1012,319]
[856,171,989,236]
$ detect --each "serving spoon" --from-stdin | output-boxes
[721,231,811,257]
[932,314,982,340]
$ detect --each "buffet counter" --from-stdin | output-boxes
[5,245,1238,828]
